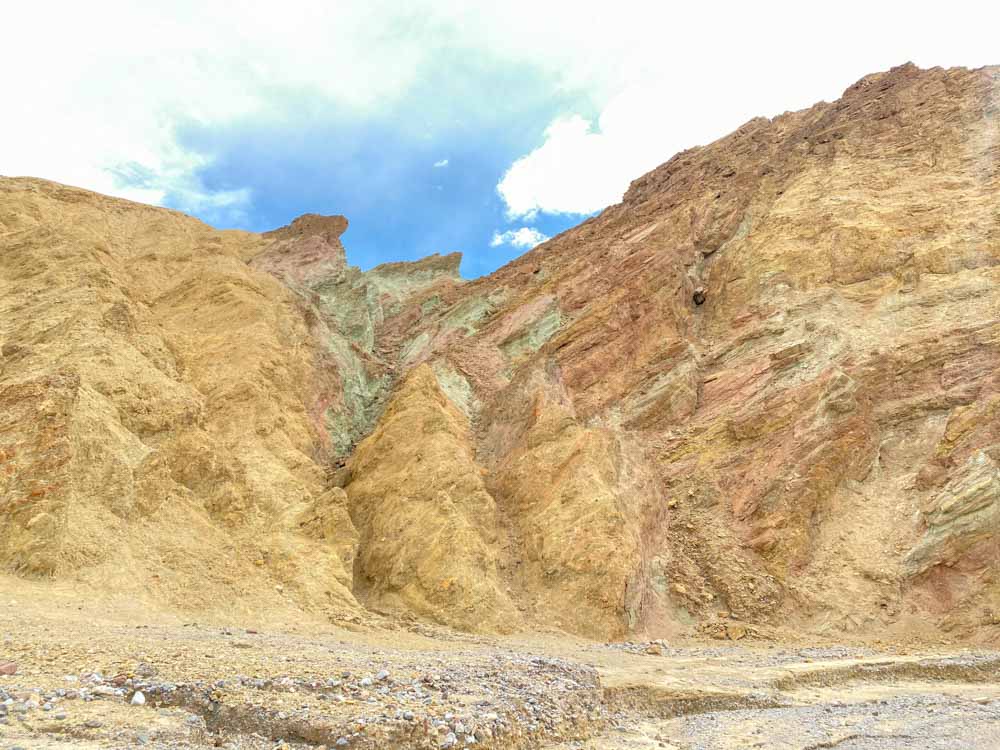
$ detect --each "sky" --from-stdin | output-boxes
[2,2,998,277]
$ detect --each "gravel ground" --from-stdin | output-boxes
[0,627,607,749]
[558,690,1000,749]
[2,586,998,749]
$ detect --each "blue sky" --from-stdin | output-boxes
[170,63,597,276]
[3,1,997,278]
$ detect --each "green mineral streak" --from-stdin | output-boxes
[500,305,563,362]
[313,269,382,354]
[322,334,390,456]
[441,296,494,336]
[432,361,479,418]
[400,331,431,364]
[310,255,463,456]
[421,295,443,314]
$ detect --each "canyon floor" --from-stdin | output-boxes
[1,579,998,750]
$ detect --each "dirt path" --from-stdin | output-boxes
[1,579,998,749]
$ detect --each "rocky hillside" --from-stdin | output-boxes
[1,63,998,644]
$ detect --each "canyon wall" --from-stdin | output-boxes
[1,63,998,643]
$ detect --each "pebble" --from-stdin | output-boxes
[0,649,605,749]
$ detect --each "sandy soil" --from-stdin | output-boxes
[2,577,998,750]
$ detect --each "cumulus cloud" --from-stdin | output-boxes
[433,159,449,168]
[490,227,550,249]
[0,1,464,217]
[2,0,997,226]
[496,86,724,218]
[489,2,1000,218]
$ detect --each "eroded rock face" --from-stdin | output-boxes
[2,62,999,643]
[0,179,359,617]
[471,362,666,638]
[345,365,520,633]
[362,63,1000,641]
[252,216,462,456]
[906,450,1000,575]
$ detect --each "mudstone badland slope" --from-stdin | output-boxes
[1,63,998,644]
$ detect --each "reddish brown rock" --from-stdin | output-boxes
[368,62,1000,642]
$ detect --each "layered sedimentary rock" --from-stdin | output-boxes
[906,449,1000,575]
[2,63,998,643]
[251,213,462,456]
[0,179,360,616]
[366,62,1000,641]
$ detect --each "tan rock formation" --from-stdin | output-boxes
[477,363,667,639]
[2,63,999,644]
[345,365,520,633]
[0,178,358,617]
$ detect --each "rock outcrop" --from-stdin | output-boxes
[2,62,998,643]
[345,365,520,633]
[252,214,462,456]
[0,179,359,617]
[906,450,1000,576]
[365,62,1000,642]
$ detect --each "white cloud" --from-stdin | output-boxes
[2,0,997,225]
[490,1,1000,218]
[497,85,734,218]
[433,159,449,168]
[0,1,462,219]
[491,227,550,249]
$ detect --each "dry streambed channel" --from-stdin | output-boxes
[1,596,998,750]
